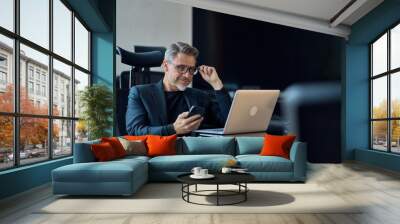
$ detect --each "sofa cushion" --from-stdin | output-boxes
[118,137,147,156]
[148,154,235,172]
[91,142,118,161]
[260,134,296,159]
[52,159,147,183]
[177,137,235,155]
[146,134,177,157]
[235,137,264,155]
[236,155,293,172]
[101,137,127,158]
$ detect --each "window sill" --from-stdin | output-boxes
[0,156,72,176]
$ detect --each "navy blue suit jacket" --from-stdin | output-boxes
[126,80,231,135]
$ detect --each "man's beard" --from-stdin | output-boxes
[170,76,190,91]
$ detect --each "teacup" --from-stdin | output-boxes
[199,168,208,176]
[191,167,202,176]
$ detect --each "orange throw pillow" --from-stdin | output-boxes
[101,137,126,158]
[146,134,177,157]
[259,134,296,159]
[124,135,148,141]
[91,142,118,161]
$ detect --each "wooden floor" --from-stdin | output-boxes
[1,162,400,224]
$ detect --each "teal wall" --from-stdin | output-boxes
[92,32,115,136]
[0,158,72,199]
[0,0,116,200]
[345,0,400,170]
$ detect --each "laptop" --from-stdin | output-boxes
[193,90,280,135]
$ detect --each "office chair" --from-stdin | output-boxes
[115,46,166,135]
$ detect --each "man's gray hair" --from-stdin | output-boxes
[164,42,199,62]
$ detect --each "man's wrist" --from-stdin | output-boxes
[211,80,223,90]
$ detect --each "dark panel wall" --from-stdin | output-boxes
[192,8,345,91]
[192,8,345,163]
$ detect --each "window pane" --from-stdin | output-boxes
[391,120,400,153]
[20,44,49,115]
[75,120,88,143]
[372,77,387,119]
[74,17,89,70]
[0,116,13,170]
[20,117,49,165]
[53,119,72,158]
[391,24,400,70]
[20,0,49,49]
[372,33,387,76]
[74,69,89,118]
[372,121,388,151]
[0,34,14,112]
[53,59,72,117]
[0,0,13,31]
[391,72,400,118]
[53,0,72,60]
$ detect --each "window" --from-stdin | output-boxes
[28,67,34,80]
[0,55,7,67]
[0,54,7,89]
[0,71,6,85]
[370,23,400,154]
[0,0,91,170]
[20,0,49,49]
[35,70,40,81]
[35,83,40,95]
[0,0,13,31]
[75,18,89,70]
[42,85,46,97]
[28,81,34,94]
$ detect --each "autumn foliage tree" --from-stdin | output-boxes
[0,84,59,152]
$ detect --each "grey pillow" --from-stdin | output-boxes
[118,137,147,156]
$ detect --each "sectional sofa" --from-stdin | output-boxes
[52,136,307,196]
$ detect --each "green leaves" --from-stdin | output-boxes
[79,84,113,140]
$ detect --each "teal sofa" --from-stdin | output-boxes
[52,136,307,196]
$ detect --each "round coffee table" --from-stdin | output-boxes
[177,173,255,206]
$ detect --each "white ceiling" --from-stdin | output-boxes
[227,0,352,22]
[164,0,384,39]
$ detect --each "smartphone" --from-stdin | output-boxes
[188,105,205,117]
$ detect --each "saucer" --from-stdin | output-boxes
[190,174,215,179]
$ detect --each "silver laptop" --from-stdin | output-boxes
[194,90,280,135]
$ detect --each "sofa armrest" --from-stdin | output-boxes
[289,142,307,181]
[73,140,100,163]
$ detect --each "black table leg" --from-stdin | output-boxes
[217,184,219,206]
[245,183,247,201]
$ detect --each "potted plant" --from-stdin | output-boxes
[78,84,113,140]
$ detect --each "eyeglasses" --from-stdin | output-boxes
[168,62,198,75]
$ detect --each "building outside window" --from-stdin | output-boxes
[0,0,91,170]
[370,22,400,154]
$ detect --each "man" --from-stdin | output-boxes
[126,42,231,136]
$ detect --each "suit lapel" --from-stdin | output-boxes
[152,80,168,124]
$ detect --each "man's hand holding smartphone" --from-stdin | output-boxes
[173,106,205,135]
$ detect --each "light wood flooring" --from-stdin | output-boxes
[1,162,400,224]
